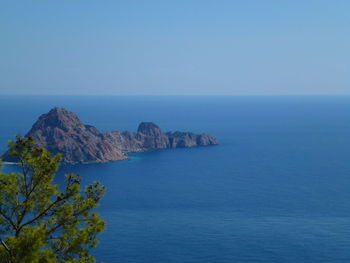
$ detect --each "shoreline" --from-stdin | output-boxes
[3,162,17,165]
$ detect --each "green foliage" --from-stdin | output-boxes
[0,136,105,263]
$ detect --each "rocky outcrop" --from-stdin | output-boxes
[3,107,219,164]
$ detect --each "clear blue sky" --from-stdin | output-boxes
[1,0,350,95]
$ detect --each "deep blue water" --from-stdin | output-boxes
[1,96,350,263]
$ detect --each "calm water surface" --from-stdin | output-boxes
[1,96,350,263]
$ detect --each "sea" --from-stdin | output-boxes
[1,95,350,263]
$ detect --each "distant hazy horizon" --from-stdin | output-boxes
[1,94,350,97]
[1,1,350,95]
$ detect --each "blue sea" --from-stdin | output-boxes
[1,95,350,263]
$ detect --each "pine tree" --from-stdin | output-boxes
[0,136,105,263]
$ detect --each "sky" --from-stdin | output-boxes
[1,0,350,95]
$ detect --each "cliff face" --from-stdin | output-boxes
[3,107,219,164]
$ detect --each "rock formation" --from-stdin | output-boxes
[3,107,219,164]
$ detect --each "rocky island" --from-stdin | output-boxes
[3,107,219,164]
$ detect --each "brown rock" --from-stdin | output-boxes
[3,108,219,164]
